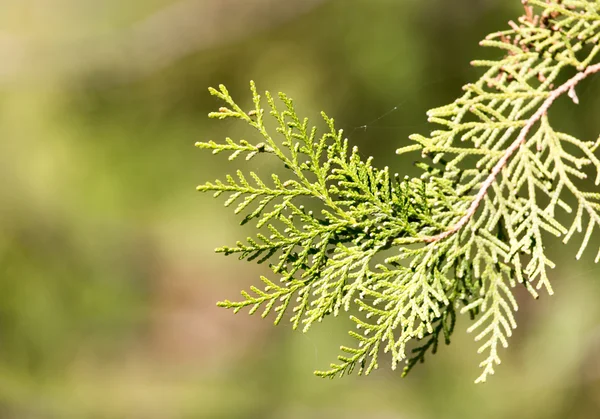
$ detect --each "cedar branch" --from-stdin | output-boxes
[423,62,600,243]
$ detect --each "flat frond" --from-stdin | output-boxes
[200,0,600,383]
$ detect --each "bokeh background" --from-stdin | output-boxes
[1,1,600,418]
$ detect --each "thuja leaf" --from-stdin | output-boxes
[197,0,600,383]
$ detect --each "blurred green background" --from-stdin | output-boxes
[1,1,600,418]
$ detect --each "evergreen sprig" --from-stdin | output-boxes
[197,0,600,383]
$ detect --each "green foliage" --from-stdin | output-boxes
[197,0,600,383]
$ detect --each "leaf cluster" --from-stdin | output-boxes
[197,0,600,383]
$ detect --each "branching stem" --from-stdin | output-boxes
[424,62,600,243]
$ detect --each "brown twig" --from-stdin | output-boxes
[423,62,600,243]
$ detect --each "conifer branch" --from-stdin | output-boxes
[424,61,600,244]
[198,0,600,383]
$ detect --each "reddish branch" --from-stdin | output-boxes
[423,62,600,243]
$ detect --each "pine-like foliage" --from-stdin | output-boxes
[197,0,600,383]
